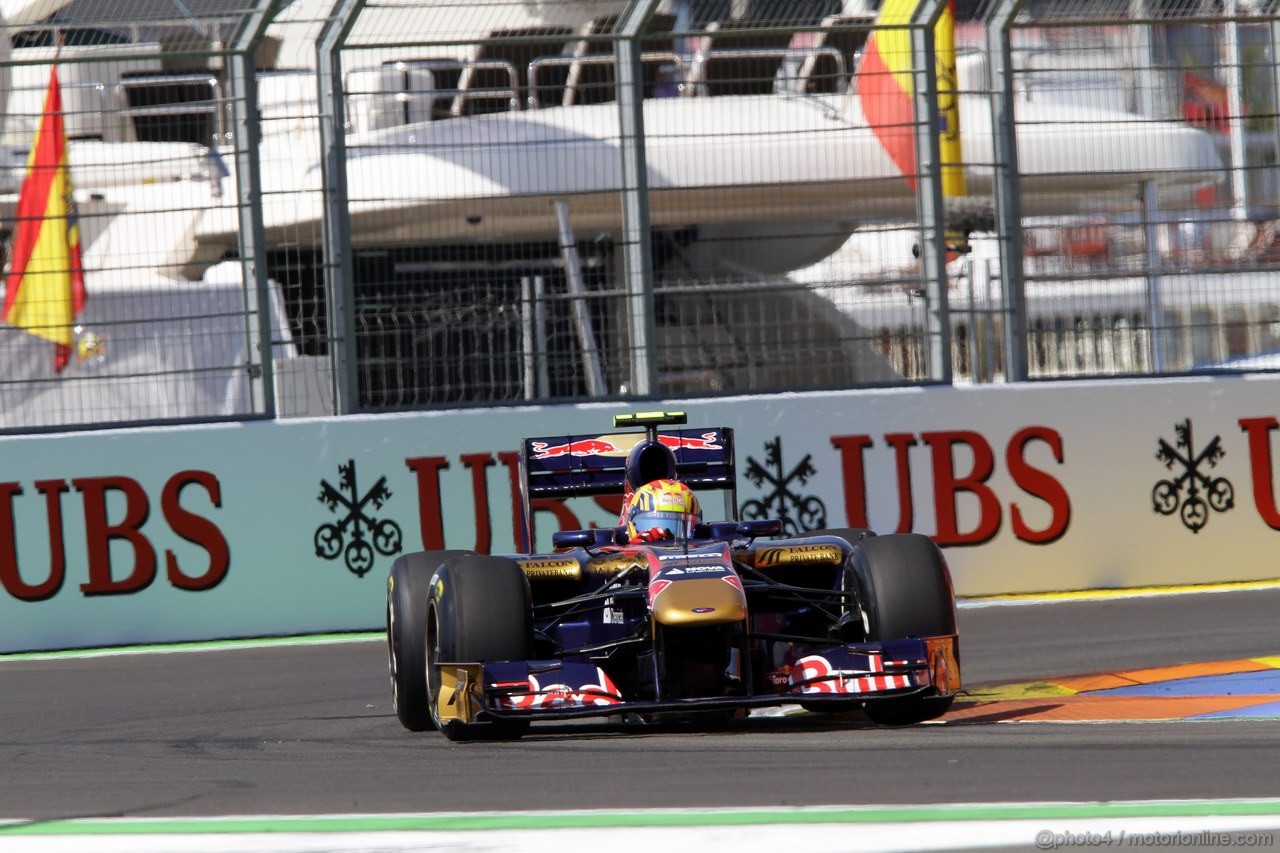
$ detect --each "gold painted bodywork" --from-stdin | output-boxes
[651,577,747,626]
[588,554,644,577]
[925,635,962,693]
[435,663,484,723]
[753,543,844,568]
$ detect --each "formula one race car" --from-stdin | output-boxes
[386,412,960,740]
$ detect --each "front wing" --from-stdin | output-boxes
[433,636,960,724]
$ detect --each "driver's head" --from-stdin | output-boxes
[626,479,701,542]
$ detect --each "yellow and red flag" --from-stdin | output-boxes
[856,0,965,196]
[3,66,86,373]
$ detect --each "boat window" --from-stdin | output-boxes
[1225,306,1250,357]
[1161,309,1185,371]
[1190,308,1218,366]
[1259,304,1280,353]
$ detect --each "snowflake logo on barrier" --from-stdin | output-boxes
[315,460,403,577]
[741,436,826,537]
[1153,419,1233,534]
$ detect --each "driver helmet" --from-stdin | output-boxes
[626,479,702,542]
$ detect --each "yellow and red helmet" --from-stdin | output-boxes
[626,479,702,542]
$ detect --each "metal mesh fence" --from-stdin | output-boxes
[976,0,1280,379]
[256,1,338,415]
[318,0,930,407]
[0,0,285,430]
[0,0,1277,432]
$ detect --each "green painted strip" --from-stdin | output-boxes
[3,801,1280,836]
[0,632,383,662]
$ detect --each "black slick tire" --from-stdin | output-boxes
[387,550,472,732]
[426,555,534,741]
[853,533,959,726]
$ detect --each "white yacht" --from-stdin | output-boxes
[0,0,1230,425]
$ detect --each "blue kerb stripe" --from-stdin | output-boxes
[1092,670,1280,698]
[1191,700,1280,719]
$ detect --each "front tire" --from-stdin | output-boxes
[426,555,534,741]
[853,534,958,726]
[387,550,473,732]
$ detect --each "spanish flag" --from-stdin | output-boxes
[856,0,965,197]
[3,66,86,373]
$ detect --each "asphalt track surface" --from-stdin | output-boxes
[4,587,1280,821]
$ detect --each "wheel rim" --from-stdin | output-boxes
[387,600,400,714]
[425,604,442,727]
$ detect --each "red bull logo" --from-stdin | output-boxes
[529,432,721,460]
[529,438,623,459]
[499,667,623,709]
[657,432,722,451]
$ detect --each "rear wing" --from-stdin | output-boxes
[517,422,737,552]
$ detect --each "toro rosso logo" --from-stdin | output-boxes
[530,432,723,460]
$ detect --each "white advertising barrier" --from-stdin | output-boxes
[2,374,1280,653]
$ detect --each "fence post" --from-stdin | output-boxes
[985,0,1028,382]
[316,0,367,415]
[615,0,662,397]
[1272,19,1280,195]
[1141,181,1166,373]
[230,0,282,416]
[1224,0,1250,222]
[910,0,952,384]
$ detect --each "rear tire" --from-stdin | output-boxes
[426,555,534,741]
[853,534,958,726]
[387,550,472,732]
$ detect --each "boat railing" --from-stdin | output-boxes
[341,38,848,127]
[526,52,686,108]
[448,59,523,117]
[6,78,110,122]
[526,46,846,107]
[13,16,240,49]
[343,57,524,122]
[116,73,226,142]
[7,73,226,144]
[343,59,464,129]
[686,46,847,97]
[7,77,219,148]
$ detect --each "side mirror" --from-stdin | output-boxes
[552,528,619,549]
[737,519,782,538]
[702,521,740,540]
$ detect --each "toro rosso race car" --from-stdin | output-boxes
[387,412,960,740]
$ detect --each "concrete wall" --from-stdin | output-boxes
[3,374,1279,652]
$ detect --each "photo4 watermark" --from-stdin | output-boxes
[1035,829,1276,849]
